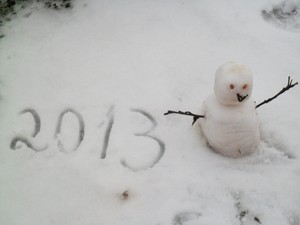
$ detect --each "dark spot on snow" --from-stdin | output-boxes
[234,197,262,225]
[173,212,201,225]
[254,216,262,224]
[0,0,73,37]
[239,210,248,220]
[262,2,300,32]
[1,0,26,27]
[235,201,248,223]
[283,152,295,159]
[120,190,129,200]
[288,214,300,225]
[45,0,72,10]
[23,11,32,18]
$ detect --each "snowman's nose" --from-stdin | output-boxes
[237,93,248,102]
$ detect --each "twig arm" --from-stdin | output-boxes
[256,76,298,109]
[164,110,204,125]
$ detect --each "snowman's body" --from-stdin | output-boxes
[199,62,260,157]
[200,94,260,157]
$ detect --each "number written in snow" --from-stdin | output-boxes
[10,107,165,170]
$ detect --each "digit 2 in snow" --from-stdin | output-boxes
[10,108,48,152]
[10,107,165,170]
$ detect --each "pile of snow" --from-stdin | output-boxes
[0,0,300,224]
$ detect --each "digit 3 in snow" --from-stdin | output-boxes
[165,62,298,158]
[120,109,165,171]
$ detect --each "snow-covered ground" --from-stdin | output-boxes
[0,0,300,224]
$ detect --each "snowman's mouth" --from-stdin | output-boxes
[237,93,248,102]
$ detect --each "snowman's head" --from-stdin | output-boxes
[214,62,253,105]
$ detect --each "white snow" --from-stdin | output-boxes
[0,0,300,225]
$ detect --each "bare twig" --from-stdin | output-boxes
[164,110,204,125]
[256,76,298,109]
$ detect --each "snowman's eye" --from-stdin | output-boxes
[242,84,248,90]
[229,84,235,90]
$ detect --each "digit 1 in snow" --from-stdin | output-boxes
[100,106,115,159]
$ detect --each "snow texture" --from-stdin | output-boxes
[0,0,300,225]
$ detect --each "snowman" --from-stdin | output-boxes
[199,62,259,157]
[165,61,298,158]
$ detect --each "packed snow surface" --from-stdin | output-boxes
[0,0,300,225]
